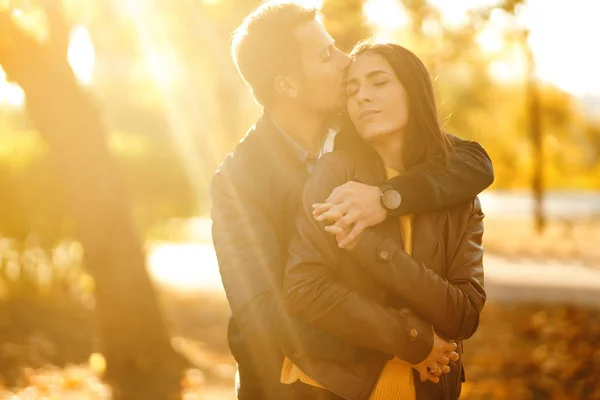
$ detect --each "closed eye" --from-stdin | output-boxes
[346,87,358,97]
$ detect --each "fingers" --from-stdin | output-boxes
[429,365,442,377]
[316,209,344,223]
[435,354,450,366]
[441,365,451,374]
[312,203,334,218]
[427,372,440,384]
[441,339,456,353]
[415,364,441,384]
[416,365,428,383]
[446,351,460,362]
[338,223,365,249]
[324,225,344,235]
[332,211,356,230]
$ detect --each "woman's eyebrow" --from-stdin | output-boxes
[346,70,392,85]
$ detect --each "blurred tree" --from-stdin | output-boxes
[476,0,545,232]
[0,0,196,242]
[0,4,187,400]
[321,0,369,52]
[522,27,545,232]
[395,0,585,232]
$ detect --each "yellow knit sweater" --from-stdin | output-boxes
[281,167,416,399]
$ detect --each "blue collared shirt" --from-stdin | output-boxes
[269,117,337,174]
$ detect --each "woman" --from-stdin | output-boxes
[280,42,486,400]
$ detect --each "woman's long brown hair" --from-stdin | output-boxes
[335,42,451,172]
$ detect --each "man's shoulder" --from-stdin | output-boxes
[215,123,269,177]
[211,121,276,199]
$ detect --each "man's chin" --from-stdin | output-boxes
[303,98,345,118]
[313,104,344,118]
[331,98,347,114]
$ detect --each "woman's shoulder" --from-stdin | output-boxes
[302,151,357,202]
[319,149,356,166]
[312,150,357,182]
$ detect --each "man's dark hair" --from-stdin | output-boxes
[231,1,318,106]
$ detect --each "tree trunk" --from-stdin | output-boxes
[524,29,545,234]
[0,11,186,400]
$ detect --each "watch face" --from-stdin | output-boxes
[382,189,402,210]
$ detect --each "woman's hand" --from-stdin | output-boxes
[312,181,387,248]
[410,331,459,384]
[323,223,361,251]
[314,206,362,250]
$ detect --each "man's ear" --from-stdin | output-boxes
[274,76,299,100]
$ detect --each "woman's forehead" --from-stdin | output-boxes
[348,53,393,78]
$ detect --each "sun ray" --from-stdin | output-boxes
[119,0,219,210]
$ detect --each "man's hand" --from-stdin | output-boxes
[322,223,361,251]
[410,332,459,384]
[312,181,387,248]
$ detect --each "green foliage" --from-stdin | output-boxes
[0,126,195,244]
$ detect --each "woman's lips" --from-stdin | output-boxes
[359,110,380,119]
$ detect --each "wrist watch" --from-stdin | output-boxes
[378,185,402,211]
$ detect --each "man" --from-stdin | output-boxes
[210,2,494,399]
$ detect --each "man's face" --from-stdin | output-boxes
[294,20,350,114]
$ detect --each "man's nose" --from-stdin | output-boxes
[340,51,351,70]
[333,46,350,69]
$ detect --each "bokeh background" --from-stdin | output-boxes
[0,0,599,399]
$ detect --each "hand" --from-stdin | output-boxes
[322,223,361,251]
[312,204,362,250]
[312,181,387,248]
[410,332,459,384]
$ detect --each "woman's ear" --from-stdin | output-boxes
[274,76,299,100]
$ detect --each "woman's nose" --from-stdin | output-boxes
[356,86,371,103]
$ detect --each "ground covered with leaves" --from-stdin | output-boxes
[0,292,599,399]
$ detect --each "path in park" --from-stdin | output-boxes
[147,242,600,306]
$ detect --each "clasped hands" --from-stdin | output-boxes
[312,181,387,250]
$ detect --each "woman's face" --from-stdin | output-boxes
[346,52,409,142]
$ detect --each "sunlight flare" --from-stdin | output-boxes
[120,0,219,210]
[67,25,95,85]
[0,67,25,107]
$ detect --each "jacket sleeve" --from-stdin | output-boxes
[351,199,486,340]
[387,134,494,216]
[283,154,434,365]
[210,163,369,362]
